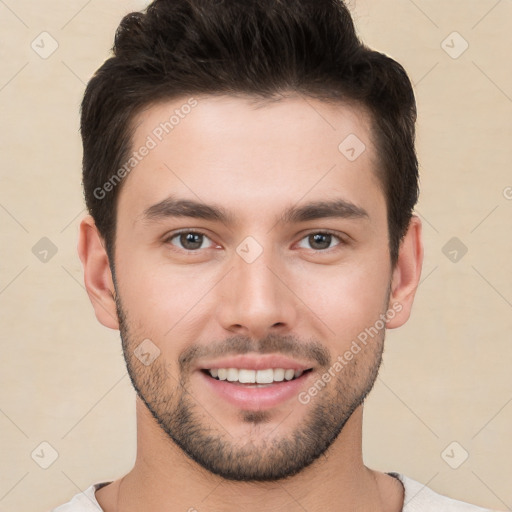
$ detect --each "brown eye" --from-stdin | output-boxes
[297,232,343,251]
[167,231,213,251]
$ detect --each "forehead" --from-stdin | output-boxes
[117,94,384,226]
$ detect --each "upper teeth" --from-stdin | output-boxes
[209,368,303,383]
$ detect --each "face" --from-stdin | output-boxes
[111,95,396,481]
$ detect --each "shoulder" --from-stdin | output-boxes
[49,482,111,512]
[390,473,498,512]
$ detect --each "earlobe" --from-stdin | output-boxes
[386,215,423,329]
[77,215,119,330]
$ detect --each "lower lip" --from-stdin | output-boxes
[199,371,312,410]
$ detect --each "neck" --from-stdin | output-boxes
[97,400,403,512]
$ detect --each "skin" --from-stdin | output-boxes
[78,94,423,512]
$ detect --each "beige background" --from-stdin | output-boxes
[0,1,511,511]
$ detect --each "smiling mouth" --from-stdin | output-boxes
[202,368,313,386]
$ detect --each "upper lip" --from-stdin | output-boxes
[197,354,314,372]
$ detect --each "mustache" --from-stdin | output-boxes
[178,332,331,373]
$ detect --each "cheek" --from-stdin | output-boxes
[292,258,391,342]
[116,254,217,339]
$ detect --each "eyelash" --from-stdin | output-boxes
[164,229,346,253]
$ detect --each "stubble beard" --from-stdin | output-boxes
[116,294,386,482]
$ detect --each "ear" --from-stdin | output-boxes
[386,215,423,329]
[77,215,119,330]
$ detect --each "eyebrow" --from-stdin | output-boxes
[140,196,369,226]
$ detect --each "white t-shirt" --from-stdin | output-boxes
[50,472,496,511]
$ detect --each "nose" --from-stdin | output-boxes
[215,245,299,340]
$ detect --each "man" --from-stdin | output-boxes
[53,0,497,510]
